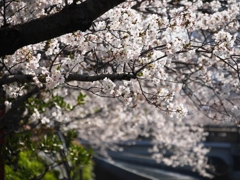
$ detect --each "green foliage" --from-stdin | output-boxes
[5,151,58,180]
[72,161,94,180]
[5,151,60,180]
[5,165,21,180]
[82,162,94,180]
[43,170,59,180]
[4,91,91,179]
[137,71,143,77]
[69,144,93,167]
[5,150,94,180]
[26,92,86,114]
[77,92,87,105]
[5,129,93,180]
[65,130,78,148]
[39,134,63,153]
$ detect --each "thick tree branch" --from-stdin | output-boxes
[0,73,137,85]
[66,73,137,82]
[0,75,33,85]
[0,0,125,56]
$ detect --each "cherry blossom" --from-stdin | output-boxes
[1,0,240,178]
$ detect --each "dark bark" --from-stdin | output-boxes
[0,87,5,180]
[66,73,137,82]
[0,75,33,85]
[0,0,125,57]
[0,73,137,85]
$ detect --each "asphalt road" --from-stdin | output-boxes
[94,155,203,180]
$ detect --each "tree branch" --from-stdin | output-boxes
[66,73,136,82]
[0,75,33,85]
[0,0,125,56]
[0,72,137,86]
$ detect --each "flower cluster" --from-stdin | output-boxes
[1,0,240,178]
[2,83,25,98]
[46,70,65,90]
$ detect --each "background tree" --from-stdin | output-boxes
[0,0,240,179]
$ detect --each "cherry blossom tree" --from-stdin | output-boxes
[0,0,240,178]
